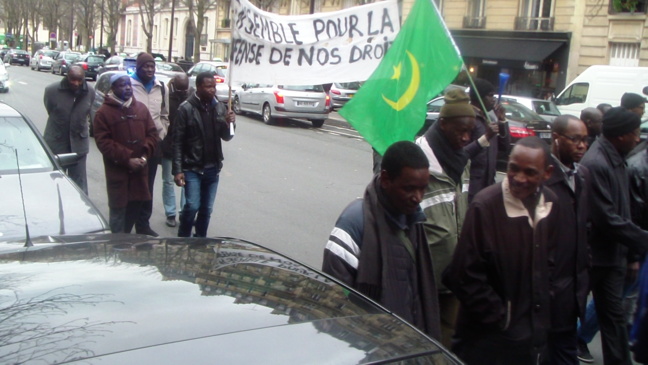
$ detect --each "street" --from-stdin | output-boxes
[0,65,372,269]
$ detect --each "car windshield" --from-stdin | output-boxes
[65,53,80,61]
[14,50,28,55]
[86,55,104,64]
[0,117,53,173]
[44,51,58,57]
[502,101,545,122]
[336,82,361,90]
[280,85,324,92]
[532,100,561,116]
[157,62,183,72]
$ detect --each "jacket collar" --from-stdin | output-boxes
[597,137,626,168]
[502,178,553,228]
[58,77,88,94]
[415,135,469,184]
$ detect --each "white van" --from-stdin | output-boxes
[555,65,648,118]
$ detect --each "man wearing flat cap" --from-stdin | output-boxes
[94,74,159,234]
[131,52,170,236]
[580,106,648,365]
[415,89,475,347]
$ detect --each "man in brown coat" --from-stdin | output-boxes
[94,74,159,233]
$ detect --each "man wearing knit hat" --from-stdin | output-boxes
[621,92,646,118]
[415,88,475,347]
[131,52,170,237]
[580,106,648,365]
[465,78,509,202]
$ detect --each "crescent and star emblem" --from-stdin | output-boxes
[382,50,420,111]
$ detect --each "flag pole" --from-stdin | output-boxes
[227,11,234,113]
[464,66,490,120]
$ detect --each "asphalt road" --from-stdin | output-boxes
[0,64,629,364]
[0,64,372,269]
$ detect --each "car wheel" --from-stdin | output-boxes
[59,67,64,75]
[51,67,55,74]
[233,96,242,115]
[311,119,324,128]
[262,103,274,125]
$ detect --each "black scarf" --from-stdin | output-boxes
[425,122,469,184]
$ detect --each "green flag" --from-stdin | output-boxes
[339,0,463,155]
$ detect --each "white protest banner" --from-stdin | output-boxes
[230,0,400,85]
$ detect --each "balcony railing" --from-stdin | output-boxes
[514,16,554,31]
[463,16,486,29]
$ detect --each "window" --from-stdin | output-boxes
[555,83,589,106]
[174,18,179,37]
[153,25,158,45]
[609,0,647,14]
[126,20,132,46]
[464,0,486,28]
[609,42,640,67]
[516,0,554,30]
[164,19,169,38]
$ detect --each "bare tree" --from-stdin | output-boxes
[104,0,123,55]
[76,0,97,51]
[28,0,44,49]
[1,0,25,46]
[185,0,218,63]
[137,0,159,54]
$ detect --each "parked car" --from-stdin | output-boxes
[97,55,137,75]
[3,49,30,66]
[329,81,361,109]
[0,235,462,364]
[0,47,10,61]
[30,49,59,71]
[73,54,105,81]
[51,51,81,75]
[0,102,109,242]
[89,71,172,136]
[155,61,186,77]
[424,96,552,170]
[501,95,561,122]
[187,61,230,102]
[0,62,9,93]
[234,84,331,127]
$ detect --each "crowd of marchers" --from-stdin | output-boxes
[42,57,648,365]
[323,80,648,365]
[42,52,235,239]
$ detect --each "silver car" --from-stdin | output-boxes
[187,61,230,102]
[329,81,361,109]
[30,49,59,71]
[233,84,331,127]
[501,94,561,122]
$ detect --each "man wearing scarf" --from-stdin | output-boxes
[94,74,159,233]
[322,141,441,339]
[415,89,476,347]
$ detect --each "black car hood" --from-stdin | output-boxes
[0,236,455,364]
[0,171,108,242]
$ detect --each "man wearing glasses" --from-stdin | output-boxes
[544,115,592,364]
[580,107,648,365]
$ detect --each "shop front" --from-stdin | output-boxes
[450,29,571,99]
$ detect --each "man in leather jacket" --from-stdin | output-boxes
[172,71,235,237]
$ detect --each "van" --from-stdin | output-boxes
[555,65,648,118]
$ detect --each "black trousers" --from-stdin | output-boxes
[544,328,578,365]
[591,265,633,365]
[135,153,160,232]
[453,335,540,365]
[109,201,145,233]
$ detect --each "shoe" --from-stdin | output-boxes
[137,226,159,237]
[577,340,594,363]
[166,216,176,227]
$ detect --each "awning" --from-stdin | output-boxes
[453,37,564,62]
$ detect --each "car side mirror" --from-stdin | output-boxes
[55,152,81,167]
[241,84,247,90]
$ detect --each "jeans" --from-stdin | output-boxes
[161,158,185,217]
[178,166,220,237]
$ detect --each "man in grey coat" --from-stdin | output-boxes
[43,65,94,194]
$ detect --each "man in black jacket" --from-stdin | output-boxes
[545,115,591,365]
[43,65,94,194]
[172,71,235,237]
[580,106,648,365]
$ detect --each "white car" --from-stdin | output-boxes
[0,62,9,92]
[187,61,231,102]
[233,84,331,127]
